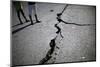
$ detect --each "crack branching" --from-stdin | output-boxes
[56,4,96,26]
[58,18,96,26]
[39,4,95,64]
[39,5,68,64]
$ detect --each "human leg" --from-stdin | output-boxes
[28,5,34,24]
[33,3,41,23]
[17,10,23,24]
[20,9,29,22]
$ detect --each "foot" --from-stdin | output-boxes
[20,23,23,24]
[31,23,34,25]
[26,20,30,22]
[36,20,41,23]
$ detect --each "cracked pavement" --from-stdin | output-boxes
[12,1,96,66]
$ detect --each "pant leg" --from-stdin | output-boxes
[28,5,33,16]
[33,4,36,15]
[32,4,40,21]
[28,5,34,24]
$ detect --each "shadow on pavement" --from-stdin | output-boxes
[12,22,41,34]
[12,23,22,27]
[12,23,32,34]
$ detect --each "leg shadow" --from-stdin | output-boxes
[12,23,32,34]
[12,23,22,27]
[12,21,41,34]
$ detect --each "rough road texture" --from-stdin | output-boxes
[12,2,96,66]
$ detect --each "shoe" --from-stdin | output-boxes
[26,20,30,22]
[36,20,41,23]
[20,23,23,24]
[31,23,34,25]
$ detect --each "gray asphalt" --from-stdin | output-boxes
[12,1,96,66]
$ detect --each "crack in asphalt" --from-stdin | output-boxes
[39,4,95,64]
[58,18,96,26]
[39,7,65,64]
[39,37,57,64]
[39,25,62,64]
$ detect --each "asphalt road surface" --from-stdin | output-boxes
[12,1,96,66]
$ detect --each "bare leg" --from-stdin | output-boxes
[34,3,41,23]
[20,9,29,22]
[29,15,33,25]
[35,14,40,22]
[17,11,23,24]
